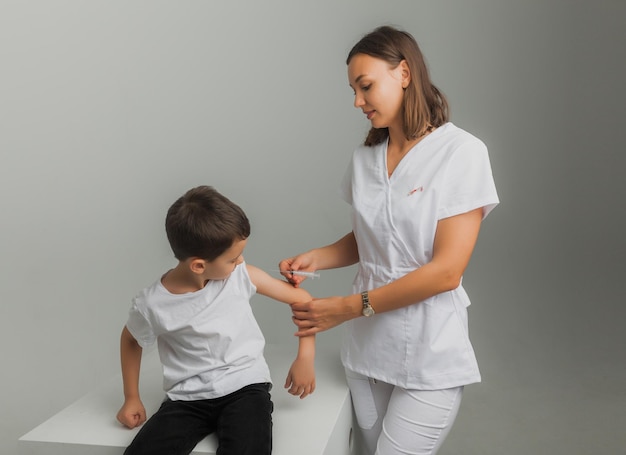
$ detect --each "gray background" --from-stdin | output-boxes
[1,1,625,454]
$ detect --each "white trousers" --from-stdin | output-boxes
[346,369,463,455]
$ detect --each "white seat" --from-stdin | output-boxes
[18,344,353,455]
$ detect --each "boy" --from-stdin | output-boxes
[116,186,315,455]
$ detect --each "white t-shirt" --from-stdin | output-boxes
[340,122,499,390]
[126,262,271,400]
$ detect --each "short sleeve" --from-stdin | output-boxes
[437,139,499,220]
[125,300,156,348]
[238,261,257,298]
[339,155,354,205]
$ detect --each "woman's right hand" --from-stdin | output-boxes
[279,252,316,287]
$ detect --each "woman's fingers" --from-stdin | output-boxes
[292,316,313,327]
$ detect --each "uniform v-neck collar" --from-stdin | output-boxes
[383,123,448,181]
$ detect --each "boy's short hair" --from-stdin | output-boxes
[165,186,250,262]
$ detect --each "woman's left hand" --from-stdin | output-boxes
[290,296,358,336]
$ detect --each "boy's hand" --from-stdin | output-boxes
[284,356,316,399]
[116,398,147,429]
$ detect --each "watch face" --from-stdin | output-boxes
[362,306,375,317]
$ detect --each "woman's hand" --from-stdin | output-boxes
[279,232,359,287]
[290,295,359,336]
[278,252,317,288]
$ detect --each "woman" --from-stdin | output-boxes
[280,26,499,454]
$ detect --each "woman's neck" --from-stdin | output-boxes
[386,125,434,177]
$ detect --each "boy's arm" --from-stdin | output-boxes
[247,264,316,399]
[116,326,147,429]
[284,333,316,399]
[247,263,312,304]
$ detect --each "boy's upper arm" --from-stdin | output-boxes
[247,264,311,304]
[126,303,156,349]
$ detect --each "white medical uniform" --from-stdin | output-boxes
[126,262,271,401]
[340,122,499,390]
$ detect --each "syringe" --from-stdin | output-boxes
[272,270,321,279]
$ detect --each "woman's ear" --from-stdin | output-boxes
[189,258,207,275]
[400,59,411,88]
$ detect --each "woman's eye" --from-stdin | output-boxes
[362,84,371,91]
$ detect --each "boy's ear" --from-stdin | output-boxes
[189,258,207,275]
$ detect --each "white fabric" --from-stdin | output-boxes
[339,122,499,390]
[346,369,463,455]
[126,262,271,400]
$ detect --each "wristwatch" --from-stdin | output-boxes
[361,291,375,317]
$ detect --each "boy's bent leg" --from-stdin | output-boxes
[125,398,215,455]
[215,383,273,455]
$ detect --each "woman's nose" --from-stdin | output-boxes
[354,93,364,108]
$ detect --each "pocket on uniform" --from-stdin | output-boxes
[345,369,378,430]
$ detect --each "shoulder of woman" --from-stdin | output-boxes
[440,123,486,149]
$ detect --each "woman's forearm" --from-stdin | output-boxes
[364,261,461,314]
[312,232,359,270]
[359,209,483,314]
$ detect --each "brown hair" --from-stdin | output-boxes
[347,25,449,146]
[165,186,250,261]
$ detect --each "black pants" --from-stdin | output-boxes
[125,383,273,455]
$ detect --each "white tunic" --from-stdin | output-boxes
[340,123,499,390]
[126,262,271,400]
